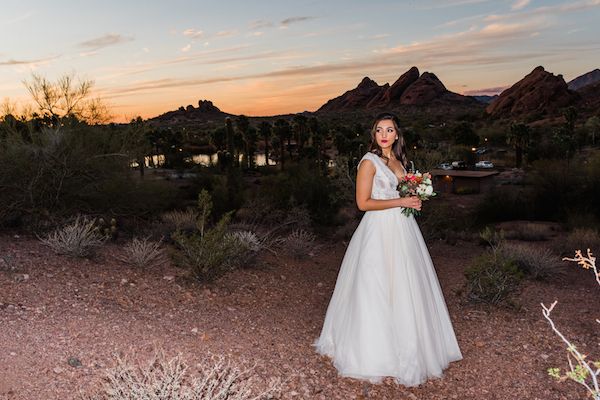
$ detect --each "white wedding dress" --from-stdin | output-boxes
[315,152,462,386]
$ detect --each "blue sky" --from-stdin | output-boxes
[1,0,599,121]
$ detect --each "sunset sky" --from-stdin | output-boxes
[1,0,599,122]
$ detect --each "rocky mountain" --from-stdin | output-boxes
[151,100,231,125]
[317,66,478,112]
[470,95,498,104]
[486,66,578,117]
[317,77,384,111]
[568,68,600,91]
[577,80,600,111]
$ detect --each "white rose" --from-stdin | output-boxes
[425,185,433,196]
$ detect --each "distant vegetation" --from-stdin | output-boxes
[1,70,599,276]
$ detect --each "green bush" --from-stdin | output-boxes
[171,190,238,282]
[172,215,237,282]
[465,252,524,305]
[418,201,474,242]
[259,161,341,225]
[474,186,534,225]
[0,123,176,227]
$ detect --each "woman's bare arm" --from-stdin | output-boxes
[355,159,422,212]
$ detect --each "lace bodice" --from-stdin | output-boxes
[358,152,401,200]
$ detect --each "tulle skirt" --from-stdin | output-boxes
[315,208,462,386]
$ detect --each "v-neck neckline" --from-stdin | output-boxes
[374,154,405,184]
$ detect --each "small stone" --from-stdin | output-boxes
[163,276,174,281]
[9,352,16,356]
[317,282,324,288]
[53,367,63,374]
[120,278,128,285]
[68,357,82,368]
[191,328,198,334]
[475,340,485,348]
[541,353,549,360]
[227,307,236,312]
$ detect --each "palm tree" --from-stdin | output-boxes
[292,114,309,160]
[585,116,600,146]
[507,122,530,168]
[259,121,272,165]
[225,117,236,168]
[309,116,325,173]
[274,118,290,170]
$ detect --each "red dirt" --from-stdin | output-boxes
[0,234,597,399]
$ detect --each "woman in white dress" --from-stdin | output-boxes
[315,113,462,386]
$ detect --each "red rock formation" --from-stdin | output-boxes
[400,72,448,105]
[486,66,577,117]
[318,66,479,112]
[318,77,384,112]
[367,66,419,108]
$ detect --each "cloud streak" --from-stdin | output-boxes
[511,0,530,10]
[78,34,134,51]
[280,16,315,27]
[0,55,60,66]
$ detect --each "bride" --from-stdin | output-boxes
[314,113,462,386]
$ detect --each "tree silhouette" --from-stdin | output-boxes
[259,121,272,165]
[507,122,531,168]
[274,118,290,170]
[292,114,309,159]
[23,73,110,125]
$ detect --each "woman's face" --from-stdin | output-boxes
[375,119,397,150]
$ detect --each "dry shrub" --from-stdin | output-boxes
[161,209,197,232]
[39,216,106,258]
[83,353,282,400]
[119,237,165,268]
[284,229,317,260]
[503,223,553,241]
[465,252,524,305]
[561,228,600,255]
[498,242,565,280]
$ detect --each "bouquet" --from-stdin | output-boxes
[397,171,436,217]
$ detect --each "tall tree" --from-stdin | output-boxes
[309,117,325,173]
[225,117,236,167]
[23,72,110,125]
[126,117,152,178]
[292,114,309,159]
[274,118,290,170]
[507,122,530,168]
[259,121,272,165]
[585,116,600,146]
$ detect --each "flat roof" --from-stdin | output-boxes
[431,169,499,178]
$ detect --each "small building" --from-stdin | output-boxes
[431,169,499,194]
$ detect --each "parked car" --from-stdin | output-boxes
[451,161,467,169]
[438,162,452,170]
[475,160,494,168]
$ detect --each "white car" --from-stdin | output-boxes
[475,160,494,168]
[438,162,452,170]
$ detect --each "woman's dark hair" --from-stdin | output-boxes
[368,112,407,169]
